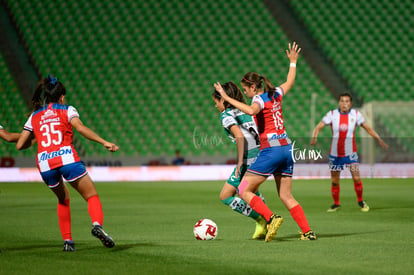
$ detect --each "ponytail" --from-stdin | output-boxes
[31,79,46,111]
[262,75,276,98]
[31,75,66,111]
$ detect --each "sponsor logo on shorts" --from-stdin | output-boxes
[350,153,358,161]
[39,148,72,162]
[269,133,288,140]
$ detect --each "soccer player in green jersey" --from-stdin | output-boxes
[212,81,267,239]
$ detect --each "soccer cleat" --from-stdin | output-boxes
[265,214,284,242]
[252,216,267,240]
[358,201,370,212]
[327,204,341,212]
[63,240,76,252]
[300,230,317,241]
[91,225,115,248]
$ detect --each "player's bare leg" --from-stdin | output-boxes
[51,180,75,251]
[220,183,267,239]
[240,173,283,242]
[71,175,115,247]
[276,175,316,240]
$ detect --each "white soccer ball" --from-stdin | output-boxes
[193,218,218,240]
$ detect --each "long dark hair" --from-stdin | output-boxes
[31,75,66,111]
[212,81,246,109]
[241,72,277,97]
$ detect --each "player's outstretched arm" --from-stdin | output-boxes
[280,42,301,96]
[361,123,389,149]
[0,129,20,143]
[70,117,119,152]
[310,121,325,145]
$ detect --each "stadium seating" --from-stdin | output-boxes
[3,0,412,160]
[289,0,414,103]
[0,52,35,157]
[289,0,414,153]
[4,0,334,159]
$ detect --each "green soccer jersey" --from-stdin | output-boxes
[220,108,260,165]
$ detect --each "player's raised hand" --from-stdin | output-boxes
[214,82,227,99]
[286,42,301,63]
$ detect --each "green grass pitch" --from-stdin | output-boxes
[0,178,413,274]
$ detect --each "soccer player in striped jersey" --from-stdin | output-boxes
[0,124,20,142]
[212,81,267,239]
[215,42,316,241]
[16,75,118,251]
[311,93,388,212]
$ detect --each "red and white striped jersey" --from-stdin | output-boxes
[24,103,81,172]
[322,108,365,157]
[252,87,291,149]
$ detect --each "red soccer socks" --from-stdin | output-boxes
[250,195,274,222]
[289,204,311,234]
[354,181,364,202]
[331,184,340,205]
[57,199,72,240]
[87,195,104,226]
